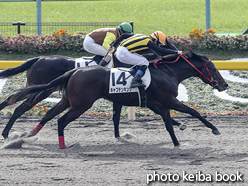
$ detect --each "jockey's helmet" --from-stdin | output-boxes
[117,22,133,34]
[151,31,166,45]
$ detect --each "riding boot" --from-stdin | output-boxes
[99,55,112,66]
[92,55,103,64]
[99,59,108,66]
[130,65,147,88]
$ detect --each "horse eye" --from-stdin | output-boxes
[212,68,217,72]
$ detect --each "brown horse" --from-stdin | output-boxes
[9,51,228,148]
[0,53,184,139]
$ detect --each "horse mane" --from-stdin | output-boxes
[161,54,180,61]
[149,49,209,68]
[185,50,210,62]
[148,54,179,65]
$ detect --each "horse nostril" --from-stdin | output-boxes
[224,83,228,88]
[212,80,218,86]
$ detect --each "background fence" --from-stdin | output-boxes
[0,22,126,37]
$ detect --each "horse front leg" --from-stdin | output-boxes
[157,106,180,147]
[170,98,220,135]
[112,102,122,138]
[57,94,96,149]
[57,107,86,149]
[147,105,187,130]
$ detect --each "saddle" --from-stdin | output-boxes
[75,56,113,68]
[81,55,102,64]
[82,56,94,60]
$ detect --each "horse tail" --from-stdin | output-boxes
[8,68,78,105]
[0,57,40,78]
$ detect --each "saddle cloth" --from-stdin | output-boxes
[109,67,151,94]
[75,57,113,68]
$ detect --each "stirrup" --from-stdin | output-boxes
[130,82,146,88]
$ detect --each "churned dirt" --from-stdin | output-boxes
[0,116,247,186]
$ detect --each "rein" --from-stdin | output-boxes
[153,54,215,84]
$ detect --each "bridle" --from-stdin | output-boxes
[153,54,218,87]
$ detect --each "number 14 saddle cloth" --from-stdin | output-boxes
[109,67,151,107]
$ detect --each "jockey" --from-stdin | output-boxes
[83,22,133,66]
[108,31,183,88]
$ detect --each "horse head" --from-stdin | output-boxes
[190,50,228,91]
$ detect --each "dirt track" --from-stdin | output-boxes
[0,116,247,185]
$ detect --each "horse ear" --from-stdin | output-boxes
[188,49,201,59]
[189,49,209,62]
[184,49,193,58]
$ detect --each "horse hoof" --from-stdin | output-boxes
[174,145,181,150]
[212,130,220,135]
[116,137,122,141]
[67,143,78,148]
[174,143,180,147]
[59,146,67,149]
[179,124,187,130]
[121,132,136,139]
[27,133,35,138]
[19,132,27,137]
[115,137,126,143]
[174,144,180,150]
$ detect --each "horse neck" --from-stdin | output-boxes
[153,58,202,83]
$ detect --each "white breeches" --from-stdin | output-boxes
[115,46,149,66]
[83,35,111,57]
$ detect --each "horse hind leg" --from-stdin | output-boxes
[0,98,11,111]
[57,97,95,149]
[2,90,54,139]
[0,93,27,111]
[2,95,36,139]
[28,96,70,137]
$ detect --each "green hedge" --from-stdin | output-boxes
[168,34,248,51]
[1,32,248,55]
[0,32,86,54]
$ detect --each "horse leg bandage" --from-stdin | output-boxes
[29,123,43,136]
[59,136,66,149]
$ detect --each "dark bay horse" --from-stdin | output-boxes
[9,51,228,148]
[0,54,184,139]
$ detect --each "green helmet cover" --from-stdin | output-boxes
[118,22,133,34]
